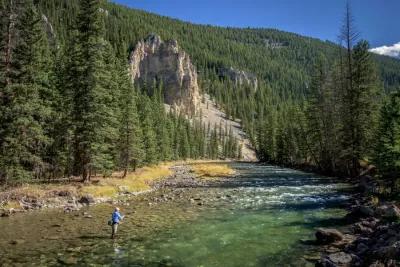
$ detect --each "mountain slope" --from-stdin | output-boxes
[37,0,400,97]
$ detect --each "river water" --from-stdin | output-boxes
[0,163,352,267]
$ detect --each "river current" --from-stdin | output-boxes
[0,163,352,266]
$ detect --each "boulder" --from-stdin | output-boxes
[375,204,400,220]
[355,242,369,255]
[317,252,357,267]
[360,206,375,217]
[346,206,374,222]
[316,228,344,244]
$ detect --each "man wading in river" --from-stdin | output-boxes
[110,207,124,239]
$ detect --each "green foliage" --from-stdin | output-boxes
[0,0,398,184]
[374,92,400,191]
[0,0,52,183]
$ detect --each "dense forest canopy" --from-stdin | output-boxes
[0,0,241,184]
[36,0,400,97]
[1,0,399,190]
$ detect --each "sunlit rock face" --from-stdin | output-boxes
[219,66,258,90]
[129,34,200,115]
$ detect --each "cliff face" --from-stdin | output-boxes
[219,67,258,90]
[129,34,200,115]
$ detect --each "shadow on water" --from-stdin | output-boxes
[282,217,349,229]
[0,163,353,267]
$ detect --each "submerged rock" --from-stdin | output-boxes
[317,252,359,267]
[316,228,344,244]
[57,256,78,265]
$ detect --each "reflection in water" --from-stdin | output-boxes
[0,163,352,266]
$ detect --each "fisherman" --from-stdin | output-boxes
[110,207,124,239]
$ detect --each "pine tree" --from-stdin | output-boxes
[374,92,400,193]
[139,94,157,164]
[71,0,117,181]
[305,54,339,172]
[117,66,143,177]
[0,0,51,183]
[338,4,381,176]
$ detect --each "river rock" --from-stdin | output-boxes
[360,206,375,217]
[352,222,373,235]
[346,205,375,222]
[57,256,78,265]
[317,252,358,267]
[83,212,93,218]
[368,261,386,267]
[375,204,400,220]
[0,210,10,217]
[78,195,95,205]
[374,241,400,260]
[57,190,72,197]
[355,242,369,255]
[316,228,344,244]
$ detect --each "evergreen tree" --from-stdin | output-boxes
[374,92,400,193]
[0,0,51,183]
[139,94,157,164]
[117,66,143,177]
[71,0,117,181]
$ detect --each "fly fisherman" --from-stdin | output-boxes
[110,207,124,239]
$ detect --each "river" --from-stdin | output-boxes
[0,163,353,266]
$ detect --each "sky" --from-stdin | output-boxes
[113,0,400,58]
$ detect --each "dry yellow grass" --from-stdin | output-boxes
[1,200,21,209]
[79,163,173,197]
[191,162,235,178]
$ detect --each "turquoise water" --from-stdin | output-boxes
[0,163,352,266]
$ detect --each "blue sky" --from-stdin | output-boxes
[113,0,400,57]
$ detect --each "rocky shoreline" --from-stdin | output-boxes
[0,162,235,217]
[0,164,200,217]
[1,164,398,266]
[314,178,400,267]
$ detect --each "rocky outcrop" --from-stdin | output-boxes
[41,14,57,47]
[129,34,200,115]
[219,66,258,90]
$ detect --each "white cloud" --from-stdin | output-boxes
[370,42,400,58]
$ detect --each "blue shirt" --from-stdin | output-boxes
[112,211,123,223]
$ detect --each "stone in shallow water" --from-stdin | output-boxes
[315,228,344,244]
[57,256,78,265]
[317,252,357,267]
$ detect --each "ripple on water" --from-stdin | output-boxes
[0,163,352,267]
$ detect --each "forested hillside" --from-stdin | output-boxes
[36,0,400,97]
[0,0,241,184]
[1,0,399,187]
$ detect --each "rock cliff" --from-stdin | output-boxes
[129,34,200,115]
[219,67,258,90]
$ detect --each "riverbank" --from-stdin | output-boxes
[0,161,235,217]
[314,184,400,266]
[0,162,351,266]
